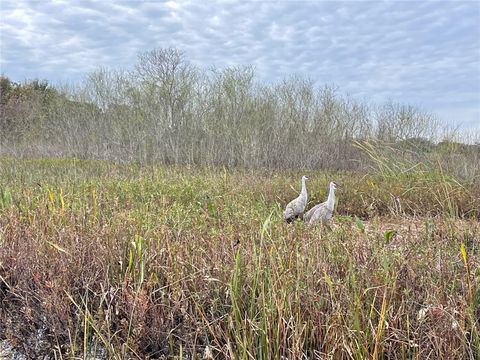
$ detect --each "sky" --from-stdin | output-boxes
[1,0,479,130]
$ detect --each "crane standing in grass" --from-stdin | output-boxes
[284,175,308,223]
[306,181,337,225]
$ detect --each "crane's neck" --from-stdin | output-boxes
[300,178,307,197]
[327,187,335,210]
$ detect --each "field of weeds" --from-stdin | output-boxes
[0,157,479,359]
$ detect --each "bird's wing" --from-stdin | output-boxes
[308,203,329,224]
[303,203,321,222]
[284,196,304,219]
[284,203,295,219]
[284,200,298,219]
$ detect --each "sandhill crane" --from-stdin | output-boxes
[303,202,322,223]
[284,175,308,223]
[307,181,337,225]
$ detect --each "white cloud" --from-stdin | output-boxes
[0,0,478,129]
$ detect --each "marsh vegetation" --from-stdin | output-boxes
[1,48,479,359]
[0,158,478,359]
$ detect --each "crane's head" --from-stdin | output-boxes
[302,175,309,181]
[330,181,337,190]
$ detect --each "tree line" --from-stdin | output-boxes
[1,48,478,175]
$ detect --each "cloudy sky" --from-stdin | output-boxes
[1,0,479,129]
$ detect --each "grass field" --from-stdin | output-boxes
[0,157,479,359]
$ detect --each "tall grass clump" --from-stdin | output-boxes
[354,140,479,219]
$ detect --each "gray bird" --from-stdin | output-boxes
[303,203,322,223]
[307,181,337,225]
[283,175,308,223]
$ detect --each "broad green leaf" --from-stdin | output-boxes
[384,229,397,243]
[355,216,365,233]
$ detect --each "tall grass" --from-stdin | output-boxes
[0,158,478,359]
[354,140,479,218]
